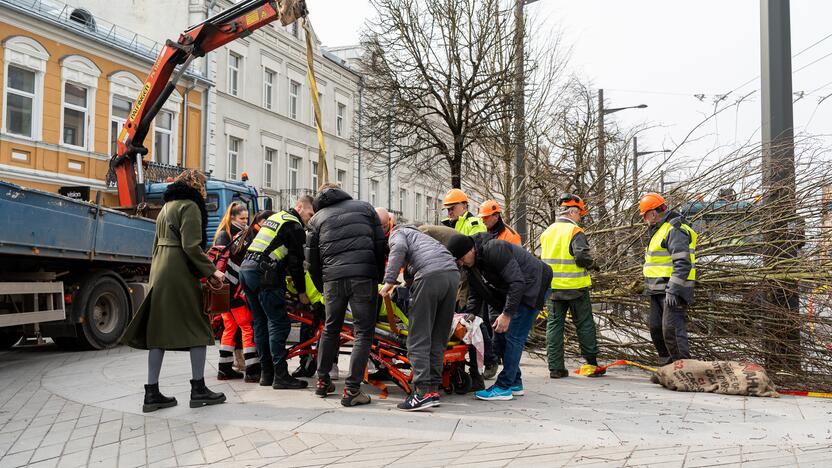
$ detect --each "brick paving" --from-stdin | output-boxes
[1,345,830,467]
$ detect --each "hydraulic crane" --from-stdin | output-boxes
[110,0,309,208]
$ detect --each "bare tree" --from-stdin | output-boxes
[360,0,515,188]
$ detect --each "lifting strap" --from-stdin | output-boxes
[302,17,329,184]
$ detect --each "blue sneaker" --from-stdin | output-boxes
[510,385,524,396]
[474,385,513,401]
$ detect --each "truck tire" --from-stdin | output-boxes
[0,327,22,350]
[73,275,131,350]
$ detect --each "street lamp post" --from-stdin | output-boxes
[597,88,646,218]
[632,136,671,201]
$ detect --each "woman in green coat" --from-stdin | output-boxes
[123,169,227,412]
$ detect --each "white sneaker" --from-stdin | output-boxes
[330,363,340,380]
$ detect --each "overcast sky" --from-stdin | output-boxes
[311,1,832,175]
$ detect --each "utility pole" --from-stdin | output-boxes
[760,0,799,369]
[357,76,363,199]
[512,0,528,243]
[596,89,607,219]
[632,136,638,203]
[387,94,394,209]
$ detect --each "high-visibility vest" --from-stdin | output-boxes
[643,221,697,280]
[286,272,323,305]
[443,211,487,236]
[540,221,591,290]
[246,210,300,262]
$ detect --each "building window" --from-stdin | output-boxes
[263,68,275,110]
[399,189,407,215]
[336,169,347,189]
[228,137,241,180]
[264,147,276,189]
[291,22,299,38]
[62,82,89,148]
[311,161,319,191]
[426,196,434,223]
[110,96,132,155]
[5,65,36,138]
[288,156,300,190]
[370,179,378,205]
[289,80,300,120]
[336,102,346,137]
[416,193,423,222]
[228,52,241,96]
[154,110,174,164]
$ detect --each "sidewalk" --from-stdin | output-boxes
[0,344,830,467]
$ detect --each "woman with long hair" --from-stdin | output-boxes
[214,202,249,245]
[123,169,226,412]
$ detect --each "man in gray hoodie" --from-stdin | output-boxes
[380,223,459,411]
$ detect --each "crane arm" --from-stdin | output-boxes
[110,0,308,208]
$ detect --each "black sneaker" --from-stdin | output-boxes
[341,388,371,407]
[549,369,569,379]
[315,376,334,398]
[397,392,438,412]
[426,391,441,407]
[482,363,499,380]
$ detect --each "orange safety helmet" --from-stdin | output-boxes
[639,192,667,215]
[241,171,249,181]
[443,188,469,207]
[479,199,502,217]
[558,193,588,216]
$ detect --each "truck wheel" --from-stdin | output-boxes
[74,275,130,350]
[0,327,22,350]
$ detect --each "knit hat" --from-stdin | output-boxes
[447,234,475,259]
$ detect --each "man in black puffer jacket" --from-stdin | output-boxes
[306,185,387,406]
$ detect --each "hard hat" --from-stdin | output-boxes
[558,193,588,216]
[443,188,469,207]
[479,199,502,217]
[240,172,249,180]
[639,192,667,215]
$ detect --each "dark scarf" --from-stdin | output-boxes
[163,182,208,249]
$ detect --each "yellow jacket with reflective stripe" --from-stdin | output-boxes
[286,272,323,304]
[246,211,301,261]
[540,220,592,290]
[643,220,697,282]
[442,211,487,236]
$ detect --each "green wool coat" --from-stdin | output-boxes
[123,199,217,350]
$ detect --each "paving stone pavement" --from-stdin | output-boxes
[1,344,830,467]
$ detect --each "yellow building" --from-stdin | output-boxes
[0,0,211,206]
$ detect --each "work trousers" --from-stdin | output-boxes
[317,277,377,390]
[239,269,291,369]
[219,304,258,370]
[649,293,691,365]
[407,271,460,394]
[546,291,599,371]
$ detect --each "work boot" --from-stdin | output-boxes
[272,362,308,390]
[341,388,371,407]
[142,384,177,413]
[217,362,243,380]
[314,374,335,398]
[549,369,569,379]
[482,363,499,380]
[189,379,226,408]
[292,355,317,378]
[259,363,274,387]
[244,362,261,383]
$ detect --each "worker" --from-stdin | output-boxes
[639,192,697,365]
[380,224,459,411]
[449,234,552,401]
[441,189,487,236]
[479,200,521,245]
[541,194,603,379]
[287,272,337,379]
[238,195,315,390]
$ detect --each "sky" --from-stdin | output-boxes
[310,1,832,178]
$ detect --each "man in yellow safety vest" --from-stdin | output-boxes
[441,188,487,236]
[639,192,697,365]
[540,194,602,379]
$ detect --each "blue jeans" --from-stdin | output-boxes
[494,303,541,389]
[239,268,290,368]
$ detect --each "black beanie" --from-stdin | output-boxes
[447,234,474,259]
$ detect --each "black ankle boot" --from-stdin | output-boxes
[143,384,177,413]
[273,362,308,389]
[189,379,226,408]
[292,356,317,378]
[244,362,261,383]
[217,362,244,380]
[259,365,274,386]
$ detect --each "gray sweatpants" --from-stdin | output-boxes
[407,270,460,394]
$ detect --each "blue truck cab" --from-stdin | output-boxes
[145,179,271,246]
